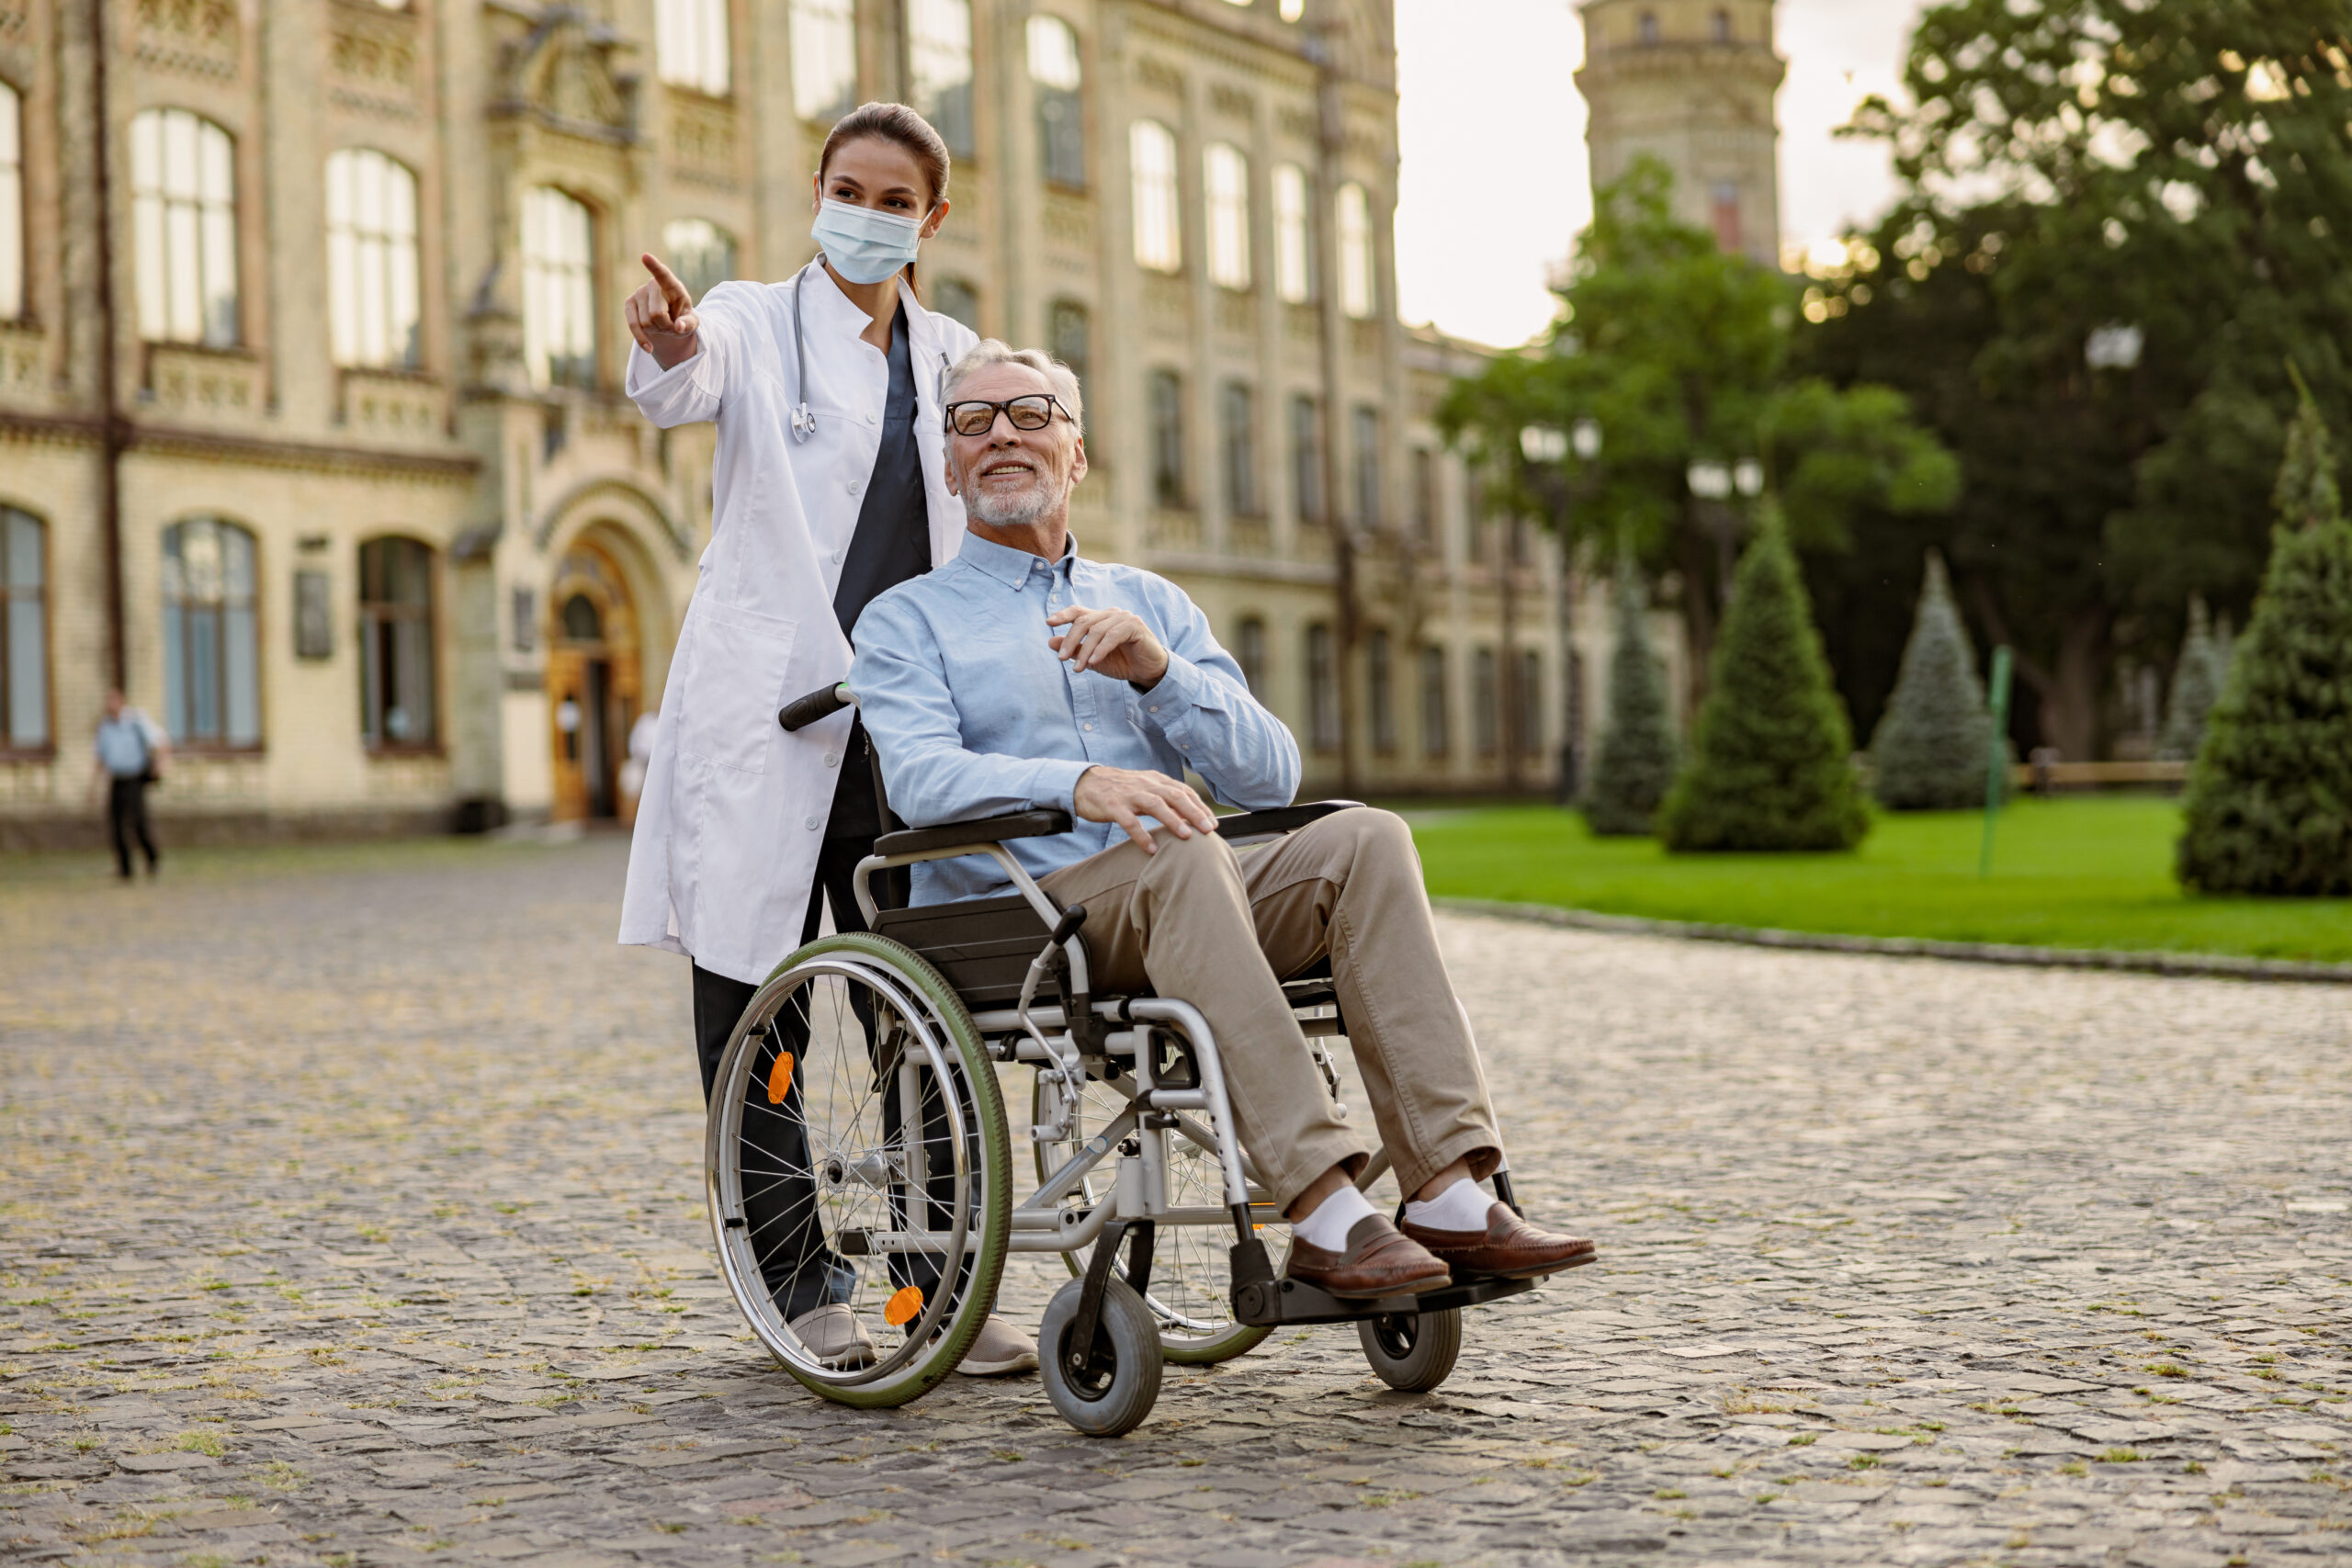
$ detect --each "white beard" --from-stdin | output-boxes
[960,461,1064,527]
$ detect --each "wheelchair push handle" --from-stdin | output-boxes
[778,683,854,732]
[1049,903,1088,945]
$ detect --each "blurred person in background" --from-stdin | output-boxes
[86,688,167,881]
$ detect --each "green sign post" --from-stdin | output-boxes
[1979,645,2013,878]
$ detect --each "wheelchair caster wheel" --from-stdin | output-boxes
[1359,1306,1462,1393]
[1039,1277,1163,1437]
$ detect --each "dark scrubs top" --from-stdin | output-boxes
[825,305,927,840]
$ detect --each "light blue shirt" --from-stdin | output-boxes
[94,713,157,778]
[851,531,1302,905]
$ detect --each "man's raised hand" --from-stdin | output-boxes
[1047,605,1169,688]
[625,254,701,370]
[1072,765,1220,854]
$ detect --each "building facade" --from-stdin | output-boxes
[0,0,1558,848]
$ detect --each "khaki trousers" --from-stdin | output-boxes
[1036,807,1500,1212]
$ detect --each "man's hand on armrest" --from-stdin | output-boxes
[1073,766,1219,854]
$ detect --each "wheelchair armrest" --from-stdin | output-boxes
[1215,799,1365,842]
[873,808,1073,859]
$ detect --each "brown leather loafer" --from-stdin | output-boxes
[1283,1214,1453,1298]
[1400,1202,1597,1280]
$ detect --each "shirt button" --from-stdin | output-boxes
[832,547,845,565]
[1082,722,1094,732]
[1148,705,1159,713]
[803,815,821,830]
[823,752,840,769]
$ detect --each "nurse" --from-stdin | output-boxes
[618,103,1031,1375]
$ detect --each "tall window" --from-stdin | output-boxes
[130,108,238,346]
[1517,649,1544,757]
[790,0,857,121]
[1148,368,1185,507]
[360,537,435,748]
[161,518,260,748]
[1638,10,1660,44]
[1368,628,1396,754]
[1473,648,1498,756]
[1272,163,1310,303]
[1028,17,1085,188]
[1288,393,1321,524]
[1236,615,1267,696]
[910,0,974,157]
[1464,468,1488,562]
[1336,180,1374,320]
[1220,380,1258,517]
[325,149,421,369]
[1306,624,1339,752]
[1710,178,1743,254]
[1130,119,1181,274]
[1204,141,1250,290]
[522,186,596,389]
[1419,645,1449,758]
[1351,404,1381,528]
[662,217,736,302]
[656,0,730,95]
[1711,7,1733,42]
[0,508,46,749]
[931,276,979,332]
[1049,299,1090,404]
[1411,447,1436,544]
[0,84,22,321]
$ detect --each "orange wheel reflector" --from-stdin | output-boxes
[765,1052,796,1105]
[884,1286,925,1327]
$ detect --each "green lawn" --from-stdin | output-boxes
[1406,796,2352,964]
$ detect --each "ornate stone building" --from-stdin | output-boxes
[0,0,1556,846]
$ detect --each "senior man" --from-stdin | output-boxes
[851,342,1595,1297]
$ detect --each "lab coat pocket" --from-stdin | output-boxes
[676,604,799,775]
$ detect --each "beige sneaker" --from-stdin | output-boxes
[787,1303,876,1369]
[956,1314,1039,1376]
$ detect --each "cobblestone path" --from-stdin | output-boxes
[2,838,2347,1568]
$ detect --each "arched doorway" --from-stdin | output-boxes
[547,537,644,823]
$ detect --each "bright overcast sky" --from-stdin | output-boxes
[1395,0,1931,348]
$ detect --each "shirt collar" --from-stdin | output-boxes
[956,529,1080,588]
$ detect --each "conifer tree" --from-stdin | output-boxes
[1868,550,1992,808]
[1583,568,1679,836]
[2177,384,2352,895]
[1659,516,1870,852]
[2155,597,2222,761]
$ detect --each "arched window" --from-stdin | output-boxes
[161,518,260,747]
[790,0,857,121]
[1204,141,1250,290]
[521,186,596,389]
[1220,379,1259,518]
[1028,16,1085,188]
[1235,615,1267,697]
[1129,119,1181,274]
[325,149,421,369]
[1335,180,1374,320]
[0,507,47,749]
[910,0,974,157]
[661,217,737,302]
[1,82,23,321]
[656,0,730,95]
[1288,392,1321,525]
[1148,367,1185,507]
[929,276,979,332]
[1369,627,1396,754]
[560,592,603,641]
[130,108,239,346]
[1351,404,1381,528]
[1048,298,1090,404]
[1306,624,1339,752]
[1419,645,1450,758]
[359,536,435,747]
[1272,163,1311,303]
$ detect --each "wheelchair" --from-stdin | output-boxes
[701,682,1560,1438]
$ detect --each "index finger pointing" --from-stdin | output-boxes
[640,254,693,310]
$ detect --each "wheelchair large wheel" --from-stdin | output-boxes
[1036,1077,1275,1365]
[707,932,1011,1409]
[1359,1306,1462,1393]
[1038,1276,1163,1438]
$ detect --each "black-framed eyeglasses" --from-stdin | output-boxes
[944,394,1072,437]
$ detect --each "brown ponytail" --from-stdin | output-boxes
[818,103,952,292]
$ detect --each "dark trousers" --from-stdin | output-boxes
[108,776,157,878]
[693,836,962,1321]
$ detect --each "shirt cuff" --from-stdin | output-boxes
[625,341,712,401]
[1133,651,1213,737]
[1029,757,1094,815]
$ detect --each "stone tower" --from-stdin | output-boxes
[1574,0,1787,266]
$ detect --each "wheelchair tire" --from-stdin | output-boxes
[1358,1306,1462,1393]
[1036,1077,1273,1366]
[706,933,1011,1410]
[1038,1277,1163,1438]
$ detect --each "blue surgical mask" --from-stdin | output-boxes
[811,198,925,285]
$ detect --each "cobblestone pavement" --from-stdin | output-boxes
[2,837,2348,1568]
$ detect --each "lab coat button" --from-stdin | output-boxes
[804,815,821,831]
[823,752,840,769]
[848,478,863,495]
[831,548,845,565]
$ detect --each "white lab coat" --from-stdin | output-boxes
[617,269,980,984]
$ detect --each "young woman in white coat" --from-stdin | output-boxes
[620,104,1030,1375]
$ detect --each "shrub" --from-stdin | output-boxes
[2154,597,2225,762]
[1868,550,1993,808]
[1583,569,1679,835]
[2177,386,2352,895]
[1659,517,1869,852]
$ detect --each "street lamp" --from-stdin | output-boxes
[1522,421,1602,804]
[1688,455,1762,610]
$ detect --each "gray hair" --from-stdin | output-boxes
[942,339,1085,436]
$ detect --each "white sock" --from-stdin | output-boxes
[1293,1182,1378,1252]
[1404,1177,1493,1233]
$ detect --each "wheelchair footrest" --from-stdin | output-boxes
[1230,1270,1537,1328]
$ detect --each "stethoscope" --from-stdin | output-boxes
[787,257,954,446]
